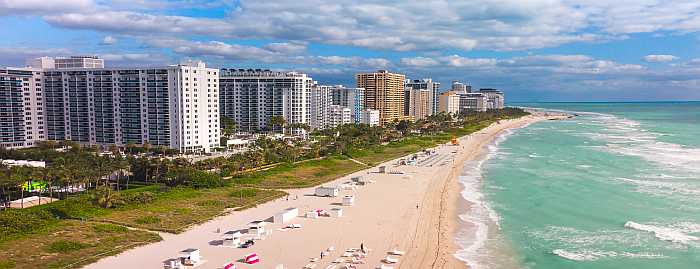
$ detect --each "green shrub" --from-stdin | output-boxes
[135,216,161,224]
[92,224,128,233]
[196,200,225,207]
[189,170,226,189]
[45,240,90,253]
[48,196,106,219]
[174,208,193,214]
[120,191,156,205]
[0,260,16,269]
[0,209,55,241]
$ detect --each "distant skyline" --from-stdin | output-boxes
[1,0,700,101]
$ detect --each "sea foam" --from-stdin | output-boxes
[624,221,699,244]
[552,249,667,261]
[454,127,521,269]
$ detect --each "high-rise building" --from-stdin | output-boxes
[478,88,505,109]
[310,84,333,130]
[219,69,313,134]
[451,81,471,93]
[405,78,440,115]
[330,86,364,123]
[404,87,431,120]
[438,91,461,115]
[360,109,380,126]
[28,56,105,69]
[41,60,220,153]
[0,67,45,148]
[458,93,488,112]
[356,70,406,125]
[328,105,352,128]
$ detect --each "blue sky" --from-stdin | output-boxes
[1,0,700,101]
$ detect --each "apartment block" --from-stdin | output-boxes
[438,91,461,115]
[330,86,364,123]
[40,60,219,153]
[405,78,440,116]
[458,92,488,112]
[328,105,352,128]
[478,88,505,109]
[404,87,431,120]
[219,69,313,134]
[360,109,380,126]
[451,81,471,93]
[310,84,333,130]
[356,70,406,125]
[0,68,45,148]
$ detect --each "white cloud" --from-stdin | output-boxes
[0,47,72,66]
[159,40,279,61]
[100,35,118,45]
[0,0,94,15]
[35,0,700,52]
[440,55,497,68]
[315,56,391,68]
[400,57,440,67]
[263,42,307,54]
[643,54,678,63]
[45,11,236,36]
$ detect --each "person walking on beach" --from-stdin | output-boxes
[360,242,364,253]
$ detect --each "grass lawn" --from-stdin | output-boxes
[0,185,285,268]
[231,156,367,188]
[348,137,440,165]
[0,221,161,269]
[96,186,285,233]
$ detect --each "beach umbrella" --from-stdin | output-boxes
[223,262,236,269]
[245,253,260,264]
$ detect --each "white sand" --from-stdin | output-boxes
[86,113,564,269]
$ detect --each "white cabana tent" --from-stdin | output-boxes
[178,248,201,266]
[248,221,267,235]
[343,195,355,206]
[222,230,242,247]
[274,207,299,224]
[315,186,339,197]
[330,208,343,217]
[305,211,319,219]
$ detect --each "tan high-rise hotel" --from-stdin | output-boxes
[355,70,406,125]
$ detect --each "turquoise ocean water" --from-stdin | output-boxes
[454,102,700,269]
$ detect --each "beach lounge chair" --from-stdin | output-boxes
[325,265,337,269]
[310,258,318,262]
[388,249,405,256]
[341,252,354,257]
[333,258,345,263]
[376,265,393,269]
[303,263,317,269]
[382,256,399,263]
[351,258,365,264]
[327,246,335,252]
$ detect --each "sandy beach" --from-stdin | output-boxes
[86,112,565,269]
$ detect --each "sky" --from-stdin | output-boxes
[1,0,700,101]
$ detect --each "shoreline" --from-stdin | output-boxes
[445,111,571,269]
[85,112,568,269]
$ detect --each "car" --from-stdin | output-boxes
[240,239,255,248]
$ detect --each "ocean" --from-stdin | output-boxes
[455,102,700,269]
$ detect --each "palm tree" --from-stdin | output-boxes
[92,186,119,208]
[0,162,11,209]
[221,115,237,138]
[11,166,33,208]
[268,115,286,134]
